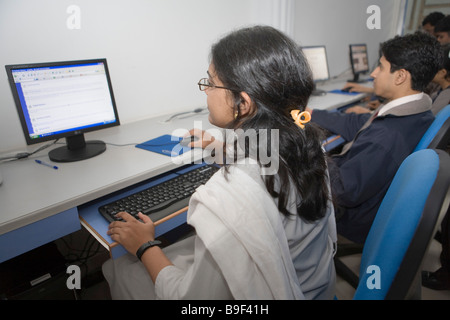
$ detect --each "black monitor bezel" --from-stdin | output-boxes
[302,45,331,82]
[349,43,370,75]
[5,58,120,146]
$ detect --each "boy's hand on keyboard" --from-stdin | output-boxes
[107,212,156,255]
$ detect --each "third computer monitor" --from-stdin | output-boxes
[349,44,369,83]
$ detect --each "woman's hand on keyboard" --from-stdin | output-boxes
[107,211,155,255]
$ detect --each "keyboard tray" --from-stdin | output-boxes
[98,164,219,223]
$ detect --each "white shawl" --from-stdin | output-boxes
[187,164,305,299]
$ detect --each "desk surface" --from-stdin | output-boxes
[308,79,371,110]
[0,112,211,235]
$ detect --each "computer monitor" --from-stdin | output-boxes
[5,58,120,162]
[349,44,370,83]
[302,45,330,96]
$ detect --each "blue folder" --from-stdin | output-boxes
[135,134,191,157]
[329,89,361,96]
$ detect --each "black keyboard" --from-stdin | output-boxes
[99,165,219,223]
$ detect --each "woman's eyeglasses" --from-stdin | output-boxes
[197,78,238,92]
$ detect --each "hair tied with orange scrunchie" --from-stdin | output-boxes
[291,110,311,129]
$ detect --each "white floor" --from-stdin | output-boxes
[335,238,450,300]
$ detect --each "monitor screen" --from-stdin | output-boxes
[349,44,369,82]
[302,46,330,82]
[5,59,120,162]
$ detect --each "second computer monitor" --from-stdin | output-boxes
[349,44,369,82]
[302,45,330,96]
[302,45,330,82]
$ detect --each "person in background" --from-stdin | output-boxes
[430,44,450,115]
[305,32,443,244]
[435,15,450,45]
[422,11,445,36]
[346,44,450,116]
[102,26,337,300]
[343,12,446,114]
[422,44,450,292]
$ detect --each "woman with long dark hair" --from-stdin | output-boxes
[103,26,336,300]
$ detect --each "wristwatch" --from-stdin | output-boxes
[136,240,162,261]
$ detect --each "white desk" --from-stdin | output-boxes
[0,78,369,263]
[0,112,212,262]
[308,79,371,110]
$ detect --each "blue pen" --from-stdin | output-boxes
[35,159,58,170]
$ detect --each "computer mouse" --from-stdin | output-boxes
[341,87,352,93]
[180,135,199,147]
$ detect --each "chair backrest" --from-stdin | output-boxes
[414,104,450,152]
[354,149,450,300]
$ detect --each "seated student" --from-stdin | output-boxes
[347,44,450,116]
[422,11,445,36]
[343,15,448,115]
[435,15,450,45]
[102,26,337,300]
[430,44,450,115]
[305,32,442,244]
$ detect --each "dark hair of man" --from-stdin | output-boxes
[210,26,329,222]
[381,32,444,92]
[441,44,450,80]
[422,12,445,26]
[434,15,450,33]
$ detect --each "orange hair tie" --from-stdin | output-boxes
[291,110,311,129]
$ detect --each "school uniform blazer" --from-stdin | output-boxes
[311,94,434,243]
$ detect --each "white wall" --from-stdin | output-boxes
[293,0,405,77]
[0,0,404,153]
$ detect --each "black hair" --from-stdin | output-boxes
[381,32,444,92]
[440,44,450,80]
[210,26,329,222]
[422,12,445,26]
[434,15,450,33]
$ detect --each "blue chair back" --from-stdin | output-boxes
[354,149,450,300]
[414,104,450,151]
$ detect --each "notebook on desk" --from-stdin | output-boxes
[136,134,191,157]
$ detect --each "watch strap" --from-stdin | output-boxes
[136,240,162,261]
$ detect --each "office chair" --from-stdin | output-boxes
[336,149,450,299]
[414,104,450,152]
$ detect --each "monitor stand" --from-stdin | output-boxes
[311,83,327,96]
[49,134,106,162]
[312,89,327,96]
